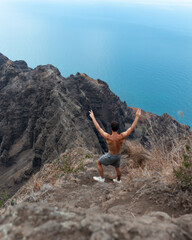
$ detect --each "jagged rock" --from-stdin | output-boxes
[0,53,191,197]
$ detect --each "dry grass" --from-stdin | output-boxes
[2,148,94,207]
[121,141,150,168]
[122,137,192,185]
[17,148,91,193]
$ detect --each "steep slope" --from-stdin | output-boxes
[0,53,190,197]
[1,148,192,240]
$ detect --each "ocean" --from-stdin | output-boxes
[0,1,192,126]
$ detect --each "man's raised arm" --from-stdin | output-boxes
[89,110,109,139]
[121,109,141,139]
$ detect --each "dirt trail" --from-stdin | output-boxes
[11,153,190,219]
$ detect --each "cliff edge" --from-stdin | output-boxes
[0,53,191,198]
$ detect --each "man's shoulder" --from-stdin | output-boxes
[105,133,111,139]
[118,133,126,140]
[119,131,129,140]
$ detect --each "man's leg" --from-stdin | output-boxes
[97,160,104,179]
[115,167,121,181]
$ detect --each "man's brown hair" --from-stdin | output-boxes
[111,121,119,132]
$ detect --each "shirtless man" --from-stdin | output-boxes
[89,109,141,183]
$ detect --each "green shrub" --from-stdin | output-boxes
[0,191,9,208]
[59,156,75,174]
[57,155,84,176]
[174,144,192,189]
[141,126,146,135]
[85,153,92,159]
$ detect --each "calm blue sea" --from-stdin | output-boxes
[0,1,192,126]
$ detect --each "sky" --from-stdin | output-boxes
[1,0,192,6]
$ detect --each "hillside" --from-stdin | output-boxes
[0,53,191,199]
[1,147,192,239]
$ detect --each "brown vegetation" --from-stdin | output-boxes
[122,137,192,185]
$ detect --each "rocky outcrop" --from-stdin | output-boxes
[1,148,192,240]
[1,203,192,240]
[0,53,191,196]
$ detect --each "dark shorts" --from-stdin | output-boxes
[99,153,121,168]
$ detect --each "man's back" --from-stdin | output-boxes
[106,133,124,155]
[89,109,141,155]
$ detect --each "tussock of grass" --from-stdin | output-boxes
[123,137,192,189]
[122,141,150,168]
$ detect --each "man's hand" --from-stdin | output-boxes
[136,109,141,117]
[120,108,141,139]
[89,110,95,119]
[89,110,109,139]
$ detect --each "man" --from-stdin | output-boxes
[89,108,141,183]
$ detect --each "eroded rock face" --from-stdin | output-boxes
[0,53,191,196]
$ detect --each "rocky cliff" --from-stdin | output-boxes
[0,53,191,197]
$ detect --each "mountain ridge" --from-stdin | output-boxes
[0,53,191,198]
